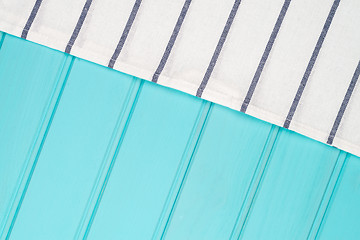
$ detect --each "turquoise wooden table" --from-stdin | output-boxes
[0,32,359,240]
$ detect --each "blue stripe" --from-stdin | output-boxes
[241,0,291,113]
[21,0,43,39]
[65,0,93,54]
[196,0,242,98]
[108,0,142,68]
[284,0,341,128]
[152,0,192,83]
[327,61,360,145]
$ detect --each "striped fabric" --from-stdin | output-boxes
[0,0,359,156]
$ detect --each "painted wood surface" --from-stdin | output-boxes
[0,33,359,240]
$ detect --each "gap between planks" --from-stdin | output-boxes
[154,101,213,240]
[229,125,280,240]
[3,53,75,240]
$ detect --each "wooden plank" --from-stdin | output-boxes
[0,34,67,236]
[8,58,138,239]
[164,105,274,240]
[86,82,205,240]
[1,33,359,240]
[239,129,340,240]
[317,154,360,240]
[306,151,347,240]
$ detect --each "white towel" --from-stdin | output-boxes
[1,0,360,156]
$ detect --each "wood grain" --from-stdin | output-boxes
[0,33,358,240]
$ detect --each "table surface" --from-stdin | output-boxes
[0,32,359,240]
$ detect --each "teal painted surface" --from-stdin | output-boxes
[318,155,360,240]
[240,131,340,240]
[165,106,273,240]
[0,34,67,235]
[0,33,359,239]
[9,58,138,239]
[87,82,205,240]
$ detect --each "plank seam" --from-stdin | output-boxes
[73,76,141,239]
[0,32,6,50]
[233,125,281,240]
[228,125,279,239]
[306,150,347,240]
[4,56,75,240]
[0,53,72,238]
[82,80,145,240]
[151,101,212,239]
[160,102,214,240]
[0,32,10,236]
[313,153,348,240]
[0,51,71,238]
